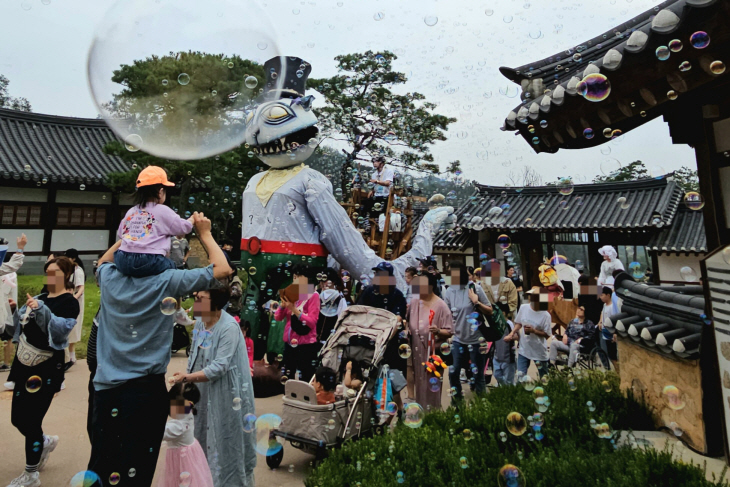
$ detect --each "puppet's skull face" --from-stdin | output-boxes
[244,97,319,169]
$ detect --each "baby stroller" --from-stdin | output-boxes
[266,305,399,468]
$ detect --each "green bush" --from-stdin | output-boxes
[306,372,727,487]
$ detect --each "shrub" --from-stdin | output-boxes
[306,371,727,487]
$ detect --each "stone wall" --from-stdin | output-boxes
[618,339,705,452]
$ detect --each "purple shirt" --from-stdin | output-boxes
[118,203,192,256]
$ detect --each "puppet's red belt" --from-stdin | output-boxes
[241,237,328,257]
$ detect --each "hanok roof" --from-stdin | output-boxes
[613,272,705,359]
[436,175,683,249]
[0,108,128,186]
[647,206,707,253]
[500,0,730,153]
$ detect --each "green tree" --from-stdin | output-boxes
[307,51,457,190]
[104,51,266,244]
[593,160,649,183]
[593,160,700,194]
[0,75,31,112]
[673,165,700,193]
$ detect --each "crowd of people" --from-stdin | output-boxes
[0,165,628,487]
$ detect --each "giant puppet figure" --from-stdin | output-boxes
[240,56,455,358]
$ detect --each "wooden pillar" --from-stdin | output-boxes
[42,188,56,255]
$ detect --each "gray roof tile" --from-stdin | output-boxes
[647,207,707,253]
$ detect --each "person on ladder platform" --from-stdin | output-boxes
[361,156,394,222]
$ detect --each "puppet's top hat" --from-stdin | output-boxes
[262,56,312,99]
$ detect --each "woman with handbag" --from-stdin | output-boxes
[407,272,453,411]
[275,264,321,383]
[5,257,79,487]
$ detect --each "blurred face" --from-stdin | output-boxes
[405,272,414,285]
[577,307,585,319]
[170,399,185,417]
[507,267,515,277]
[373,160,383,171]
[450,268,462,285]
[293,274,315,295]
[44,263,66,292]
[600,292,611,304]
[603,254,611,262]
[193,291,215,319]
[413,275,432,298]
[373,271,394,287]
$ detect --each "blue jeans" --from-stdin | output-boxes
[516,355,549,378]
[493,359,516,386]
[114,250,177,278]
[449,340,487,401]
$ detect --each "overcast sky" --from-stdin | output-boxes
[0,0,697,185]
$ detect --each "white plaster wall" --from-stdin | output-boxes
[55,190,111,205]
[51,230,109,252]
[657,254,705,283]
[0,188,48,203]
[0,229,44,252]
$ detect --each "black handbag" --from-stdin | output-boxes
[290,313,311,336]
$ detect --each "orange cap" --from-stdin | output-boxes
[136,166,175,188]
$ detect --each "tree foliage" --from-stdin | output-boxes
[506,165,544,187]
[593,160,699,193]
[103,51,267,247]
[0,75,31,112]
[307,51,457,183]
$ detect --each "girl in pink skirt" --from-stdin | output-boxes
[158,383,214,487]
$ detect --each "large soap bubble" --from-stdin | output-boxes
[88,0,283,160]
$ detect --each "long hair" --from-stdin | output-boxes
[45,257,77,291]
[133,184,165,209]
[64,248,85,274]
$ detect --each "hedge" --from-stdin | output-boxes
[306,371,728,487]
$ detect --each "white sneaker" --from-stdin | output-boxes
[6,471,40,487]
[4,381,14,390]
[60,381,65,390]
[38,435,58,471]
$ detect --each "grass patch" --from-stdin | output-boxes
[17,275,99,360]
[307,372,727,487]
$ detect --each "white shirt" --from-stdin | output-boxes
[515,304,552,361]
[372,166,395,197]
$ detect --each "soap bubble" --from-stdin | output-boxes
[679,61,692,72]
[690,31,710,49]
[198,330,213,349]
[583,128,594,139]
[568,379,577,391]
[290,338,298,348]
[617,197,630,210]
[557,177,574,196]
[462,428,473,441]
[403,403,425,428]
[498,464,525,487]
[254,414,283,455]
[520,375,536,392]
[160,297,177,315]
[594,422,612,439]
[398,344,412,359]
[603,380,613,392]
[440,342,452,355]
[109,473,121,485]
[26,375,42,393]
[243,413,257,432]
[655,46,670,61]
[424,15,438,26]
[533,412,544,427]
[386,402,398,415]
[669,39,683,52]
[684,192,705,210]
[232,397,242,411]
[600,158,621,176]
[429,377,441,392]
[88,0,282,160]
[506,412,527,436]
[711,61,726,75]
[679,266,697,282]
[578,73,611,102]
[587,401,596,412]
[111,408,119,417]
[248,266,257,276]
[663,385,686,410]
[124,134,143,152]
[70,471,102,487]
[498,234,512,249]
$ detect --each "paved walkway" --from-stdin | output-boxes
[0,356,312,487]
